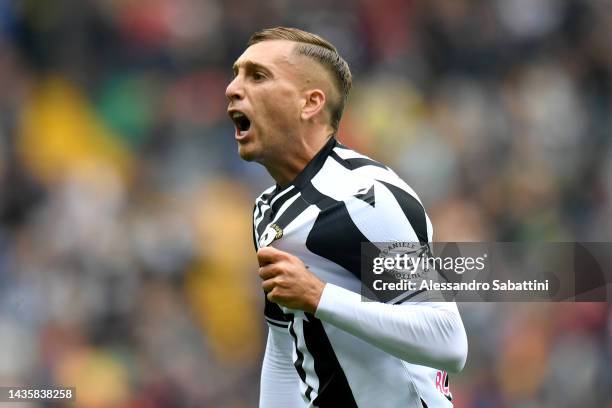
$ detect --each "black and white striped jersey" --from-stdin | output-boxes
[253,137,467,408]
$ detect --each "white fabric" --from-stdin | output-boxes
[315,283,468,373]
[259,326,305,408]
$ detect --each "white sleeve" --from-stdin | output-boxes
[259,326,305,408]
[315,283,468,373]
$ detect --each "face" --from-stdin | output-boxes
[226,40,304,163]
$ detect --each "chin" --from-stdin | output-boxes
[237,143,258,162]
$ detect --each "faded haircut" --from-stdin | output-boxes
[248,27,352,131]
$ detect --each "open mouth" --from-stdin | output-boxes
[230,111,251,136]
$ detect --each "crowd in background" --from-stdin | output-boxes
[0,0,610,406]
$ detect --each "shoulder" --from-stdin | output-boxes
[322,143,432,242]
[317,142,424,206]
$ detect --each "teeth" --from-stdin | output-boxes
[230,110,250,134]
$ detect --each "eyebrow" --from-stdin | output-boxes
[232,60,272,76]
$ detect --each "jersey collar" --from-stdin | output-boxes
[289,136,337,190]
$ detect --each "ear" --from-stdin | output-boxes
[300,89,326,121]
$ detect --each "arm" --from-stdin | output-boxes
[312,180,467,372]
[259,326,304,408]
[258,247,468,374]
[315,283,467,373]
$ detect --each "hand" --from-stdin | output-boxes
[258,246,326,314]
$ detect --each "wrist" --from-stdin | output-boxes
[306,281,326,314]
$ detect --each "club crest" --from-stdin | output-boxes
[259,223,284,247]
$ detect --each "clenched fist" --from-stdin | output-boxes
[258,246,326,314]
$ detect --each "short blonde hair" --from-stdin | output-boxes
[248,27,352,131]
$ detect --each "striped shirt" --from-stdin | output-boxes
[254,137,466,408]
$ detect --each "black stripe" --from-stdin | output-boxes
[377,180,428,243]
[421,397,429,408]
[255,188,301,240]
[302,313,357,407]
[255,187,277,216]
[273,195,311,230]
[329,151,352,170]
[254,204,262,222]
[345,157,387,170]
[300,182,339,210]
[330,150,387,170]
[306,202,371,280]
[252,204,258,251]
[270,187,299,214]
[253,186,281,231]
[254,198,266,220]
[256,194,311,245]
[335,141,351,150]
[292,137,337,190]
[259,187,278,203]
[265,318,289,329]
[264,298,290,323]
[393,288,427,304]
[255,206,273,238]
[287,315,313,402]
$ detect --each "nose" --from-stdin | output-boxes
[225,75,244,102]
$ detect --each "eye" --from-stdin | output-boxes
[253,71,266,81]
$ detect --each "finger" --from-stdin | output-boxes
[259,264,282,280]
[266,287,281,303]
[257,246,289,266]
[262,278,276,294]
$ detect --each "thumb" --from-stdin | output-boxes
[257,246,288,266]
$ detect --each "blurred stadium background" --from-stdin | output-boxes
[0,0,611,407]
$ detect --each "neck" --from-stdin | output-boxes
[265,130,333,188]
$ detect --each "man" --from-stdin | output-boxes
[226,27,467,408]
